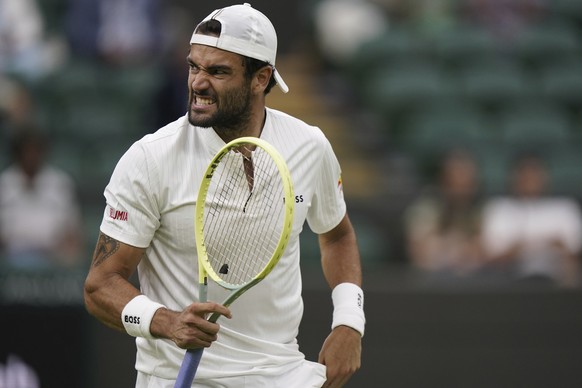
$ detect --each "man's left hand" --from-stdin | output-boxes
[318,325,362,388]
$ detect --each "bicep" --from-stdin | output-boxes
[86,232,145,289]
[318,213,353,246]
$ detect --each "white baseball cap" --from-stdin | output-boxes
[190,3,289,93]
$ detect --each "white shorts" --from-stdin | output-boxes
[136,360,327,388]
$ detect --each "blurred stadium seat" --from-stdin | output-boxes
[361,63,453,139]
[539,57,582,110]
[35,0,69,34]
[497,100,572,149]
[513,22,581,69]
[346,29,430,86]
[548,146,582,196]
[299,214,389,267]
[549,0,582,25]
[401,99,492,157]
[477,145,512,195]
[431,24,499,70]
[455,58,533,112]
[548,145,582,200]
[29,56,161,214]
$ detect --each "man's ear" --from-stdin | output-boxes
[253,66,273,94]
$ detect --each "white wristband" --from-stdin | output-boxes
[121,295,165,339]
[331,283,366,337]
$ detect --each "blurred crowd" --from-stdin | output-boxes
[2,0,582,289]
[0,0,191,271]
[313,0,550,66]
[403,148,582,287]
[312,0,582,288]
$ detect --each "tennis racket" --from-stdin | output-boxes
[174,137,295,387]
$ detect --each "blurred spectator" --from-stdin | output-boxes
[0,128,84,269]
[481,152,582,287]
[0,77,33,129]
[0,0,67,80]
[65,0,163,66]
[404,149,485,276]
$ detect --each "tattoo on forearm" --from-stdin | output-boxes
[92,233,120,267]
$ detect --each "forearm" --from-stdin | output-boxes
[84,232,145,332]
[318,215,364,386]
[84,271,141,332]
[319,215,362,288]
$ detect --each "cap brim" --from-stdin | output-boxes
[274,69,289,93]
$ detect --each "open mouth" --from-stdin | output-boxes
[194,95,215,106]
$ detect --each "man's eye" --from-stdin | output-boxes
[211,69,227,76]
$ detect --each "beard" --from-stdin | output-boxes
[188,80,252,135]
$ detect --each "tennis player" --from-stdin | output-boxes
[84,3,365,387]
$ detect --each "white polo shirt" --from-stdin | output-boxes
[100,108,346,380]
[482,197,582,279]
[0,164,82,267]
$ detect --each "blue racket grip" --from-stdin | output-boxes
[174,348,204,388]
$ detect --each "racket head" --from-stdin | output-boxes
[195,137,294,297]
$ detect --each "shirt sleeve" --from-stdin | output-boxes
[100,142,160,248]
[306,136,346,234]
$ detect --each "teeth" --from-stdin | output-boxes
[196,96,214,105]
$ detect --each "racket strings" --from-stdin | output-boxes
[203,145,285,286]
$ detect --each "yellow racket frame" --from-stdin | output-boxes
[195,137,294,317]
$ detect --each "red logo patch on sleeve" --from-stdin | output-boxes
[108,206,128,221]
